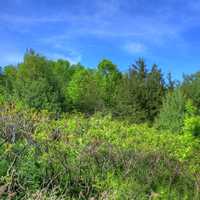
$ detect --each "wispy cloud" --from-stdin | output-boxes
[45,51,82,64]
[123,42,146,54]
[0,13,69,24]
[38,34,82,64]
[0,0,192,44]
[1,0,200,67]
[0,0,181,41]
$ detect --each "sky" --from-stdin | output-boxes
[1,0,200,80]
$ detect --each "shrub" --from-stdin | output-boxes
[184,100,200,137]
[0,102,199,199]
[155,89,186,133]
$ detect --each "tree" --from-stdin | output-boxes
[155,89,186,133]
[51,59,74,111]
[121,59,165,123]
[145,64,165,121]
[97,59,122,109]
[3,65,17,92]
[131,58,147,80]
[67,68,102,113]
[0,51,168,121]
[15,50,63,112]
[113,74,138,121]
[166,72,176,93]
[182,72,200,111]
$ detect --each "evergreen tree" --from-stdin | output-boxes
[146,64,165,121]
[155,89,186,133]
[182,72,200,111]
[123,59,165,123]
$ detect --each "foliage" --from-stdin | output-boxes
[0,103,199,199]
[155,89,186,133]
[114,59,165,123]
[97,59,122,109]
[67,68,102,113]
[183,100,200,136]
[182,72,200,110]
[0,52,166,123]
[1,50,200,199]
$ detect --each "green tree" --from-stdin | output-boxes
[183,100,200,137]
[51,59,75,111]
[113,74,138,121]
[15,50,63,111]
[155,89,186,133]
[121,59,165,123]
[166,72,176,93]
[0,65,18,102]
[145,64,165,121]
[97,59,122,109]
[3,65,17,92]
[67,68,102,113]
[182,72,200,111]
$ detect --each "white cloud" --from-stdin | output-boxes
[1,0,200,57]
[0,14,68,24]
[45,51,82,64]
[38,35,82,64]
[0,0,178,41]
[123,42,146,54]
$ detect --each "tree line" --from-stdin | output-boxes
[0,49,200,128]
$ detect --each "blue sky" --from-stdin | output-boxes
[1,0,200,79]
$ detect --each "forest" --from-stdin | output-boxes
[0,50,200,199]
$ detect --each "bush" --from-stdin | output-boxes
[183,100,200,137]
[155,89,186,133]
[0,103,199,199]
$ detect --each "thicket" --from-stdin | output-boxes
[0,103,199,199]
[1,50,200,199]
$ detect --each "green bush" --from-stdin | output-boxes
[0,103,199,199]
[183,100,200,137]
[155,89,186,133]
[184,116,200,136]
